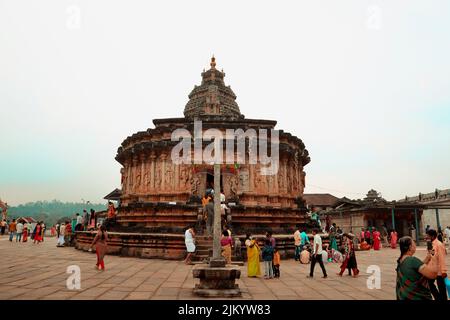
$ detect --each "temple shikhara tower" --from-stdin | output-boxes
[77,57,311,259]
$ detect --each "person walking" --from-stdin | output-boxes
[307,229,327,279]
[184,226,196,265]
[245,233,261,277]
[33,222,43,244]
[56,222,66,247]
[396,236,437,300]
[337,234,359,277]
[89,225,108,271]
[293,226,301,261]
[16,221,24,242]
[426,229,448,300]
[262,239,274,279]
[9,219,17,242]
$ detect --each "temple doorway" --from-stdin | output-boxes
[205,171,223,196]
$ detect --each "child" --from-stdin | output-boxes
[261,239,274,279]
[273,248,281,278]
[300,245,311,264]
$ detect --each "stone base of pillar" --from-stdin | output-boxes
[192,264,241,298]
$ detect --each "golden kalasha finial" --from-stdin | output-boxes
[210,55,216,69]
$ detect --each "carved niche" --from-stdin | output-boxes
[239,168,250,192]
[164,162,174,191]
[229,174,239,198]
[154,161,162,190]
[190,174,201,196]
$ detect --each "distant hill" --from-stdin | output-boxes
[7,200,107,226]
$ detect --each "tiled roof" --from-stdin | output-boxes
[302,193,340,207]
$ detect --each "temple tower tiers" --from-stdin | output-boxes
[114,57,310,234]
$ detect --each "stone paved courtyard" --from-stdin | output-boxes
[1,235,448,300]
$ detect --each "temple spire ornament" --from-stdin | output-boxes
[210,55,216,69]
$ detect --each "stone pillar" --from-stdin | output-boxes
[211,163,225,267]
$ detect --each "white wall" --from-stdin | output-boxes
[422,208,450,231]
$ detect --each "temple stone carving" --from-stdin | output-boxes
[112,57,310,234]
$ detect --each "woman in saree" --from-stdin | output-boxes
[89,225,108,271]
[390,230,398,249]
[337,234,359,277]
[396,236,436,300]
[245,233,261,277]
[22,224,28,242]
[373,228,381,250]
[33,222,43,244]
[221,230,233,264]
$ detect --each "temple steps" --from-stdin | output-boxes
[192,236,244,266]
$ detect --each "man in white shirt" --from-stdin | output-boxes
[75,213,83,231]
[16,221,24,242]
[57,223,66,247]
[307,228,328,278]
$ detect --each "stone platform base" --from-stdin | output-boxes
[75,231,330,260]
[192,264,241,297]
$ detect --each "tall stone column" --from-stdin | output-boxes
[211,163,225,267]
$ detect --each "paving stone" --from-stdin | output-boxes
[1,236,449,300]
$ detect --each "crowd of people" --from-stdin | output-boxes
[1,202,117,272]
[182,216,449,300]
[1,219,47,244]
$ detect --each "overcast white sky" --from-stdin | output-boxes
[1,0,449,206]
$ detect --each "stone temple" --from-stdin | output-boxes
[76,57,311,260]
